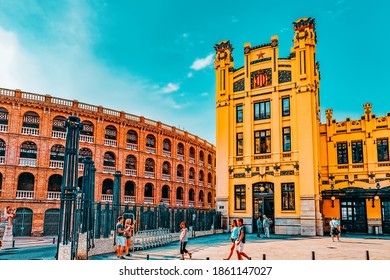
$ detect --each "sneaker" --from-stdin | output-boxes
[119,256,126,259]
[248,257,252,260]
[126,253,131,257]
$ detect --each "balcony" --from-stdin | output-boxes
[19,158,36,167]
[177,154,184,161]
[199,181,204,187]
[101,194,113,202]
[208,164,212,169]
[163,150,171,157]
[103,166,116,174]
[189,201,194,207]
[176,199,183,206]
[50,160,64,169]
[162,174,171,181]
[208,183,212,188]
[104,139,117,147]
[146,147,156,154]
[0,124,8,132]
[80,135,94,143]
[21,127,39,136]
[199,161,204,167]
[176,176,184,183]
[189,157,195,164]
[0,156,4,164]
[144,197,154,204]
[161,198,170,205]
[125,169,137,176]
[145,171,155,178]
[52,131,66,139]
[208,203,212,208]
[47,191,61,200]
[189,178,195,185]
[126,143,138,151]
[124,195,136,203]
[16,190,34,199]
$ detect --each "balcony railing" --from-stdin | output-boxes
[125,169,137,176]
[19,158,36,167]
[189,179,195,185]
[52,131,66,139]
[162,174,170,181]
[21,127,39,136]
[199,161,204,167]
[124,195,136,203]
[104,139,117,147]
[208,183,212,188]
[47,191,61,200]
[103,166,116,174]
[190,158,195,164]
[177,176,184,183]
[144,197,154,204]
[189,201,194,207]
[199,181,204,187]
[177,154,184,161]
[50,160,64,169]
[80,135,94,143]
[146,147,156,154]
[16,190,34,199]
[0,124,8,132]
[0,156,4,164]
[101,194,113,202]
[208,203,212,208]
[208,164,212,169]
[145,171,155,178]
[176,199,183,206]
[126,143,138,150]
[163,150,171,157]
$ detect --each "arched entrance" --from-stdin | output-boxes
[44,208,60,236]
[252,182,274,232]
[12,208,33,236]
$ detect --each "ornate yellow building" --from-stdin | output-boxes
[214,17,390,235]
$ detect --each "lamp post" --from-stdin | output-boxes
[372,182,381,208]
[330,184,335,208]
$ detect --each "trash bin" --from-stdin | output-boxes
[374,226,379,235]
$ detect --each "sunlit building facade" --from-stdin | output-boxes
[214,17,390,235]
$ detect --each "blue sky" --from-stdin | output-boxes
[0,0,389,144]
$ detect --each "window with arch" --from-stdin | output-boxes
[199,150,204,164]
[22,111,40,129]
[20,141,37,167]
[17,172,35,198]
[125,181,136,197]
[47,174,62,193]
[207,192,212,204]
[105,125,117,146]
[0,138,6,163]
[207,154,212,168]
[189,146,195,161]
[145,158,155,172]
[162,185,170,199]
[163,138,171,156]
[0,172,3,195]
[52,116,67,137]
[199,170,204,182]
[103,152,116,167]
[189,167,195,180]
[80,120,94,143]
[189,189,195,201]
[144,183,154,197]
[199,190,204,203]
[162,161,171,175]
[127,130,138,150]
[102,178,114,194]
[177,142,184,160]
[207,172,212,186]
[177,164,184,178]
[126,155,137,170]
[79,148,93,162]
[146,134,156,153]
[0,107,9,129]
[176,187,184,200]
[50,144,65,161]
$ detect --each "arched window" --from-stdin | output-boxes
[163,138,171,156]
[177,164,184,177]
[0,172,3,194]
[0,138,6,163]
[126,155,137,170]
[162,185,170,199]
[162,161,171,175]
[126,130,138,150]
[189,146,195,161]
[0,107,9,131]
[22,111,40,135]
[176,187,183,200]
[207,172,212,186]
[102,178,114,194]
[105,125,117,146]
[19,141,37,167]
[50,144,65,161]
[208,192,212,204]
[199,190,204,203]
[189,167,195,180]
[79,148,93,162]
[145,158,155,172]
[52,116,67,138]
[146,134,156,154]
[80,120,94,143]
[199,150,204,164]
[48,174,62,194]
[103,152,116,174]
[17,172,35,199]
[177,143,184,159]
[189,189,195,201]
[199,170,204,183]
[125,181,135,196]
[144,183,154,204]
[208,154,212,168]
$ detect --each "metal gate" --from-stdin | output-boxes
[44,208,60,236]
[340,200,367,233]
[381,200,390,234]
[13,208,33,236]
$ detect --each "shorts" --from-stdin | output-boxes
[235,240,245,252]
[117,236,125,247]
[331,228,339,235]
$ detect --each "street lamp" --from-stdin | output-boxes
[372,183,381,208]
[330,184,335,208]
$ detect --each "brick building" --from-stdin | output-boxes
[0,88,215,236]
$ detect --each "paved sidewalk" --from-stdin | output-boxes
[90,233,390,260]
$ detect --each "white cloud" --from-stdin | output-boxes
[160,82,180,94]
[190,54,214,70]
[187,72,193,78]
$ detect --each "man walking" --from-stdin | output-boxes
[256,216,263,238]
[235,218,251,260]
[263,215,271,238]
[116,216,126,259]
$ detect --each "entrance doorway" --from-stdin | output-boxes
[13,208,33,236]
[382,200,390,234]
[340,200,367,233]
[253,182,274,233]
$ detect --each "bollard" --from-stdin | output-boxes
[366,251,370,260]
[263,254,266,260]
[147,254,149,260]
[312,251,315,260]
[12,240,15,248]
[53,237,56,244]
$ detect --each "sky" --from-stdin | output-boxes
[0,0,389,145]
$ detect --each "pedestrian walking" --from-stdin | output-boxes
[335,217,341,241]
[256,216,263,238]
[224,219,238,260]
[116,216,126,259]
[330,217,340,242]
[263,215,271,238]
[235,218,251,260]
[179,221,192,260]
[124,218,134,257]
